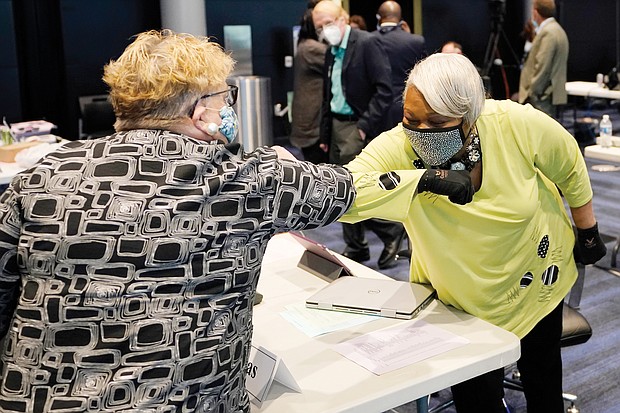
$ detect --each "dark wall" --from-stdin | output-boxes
[60,0,162,139]
[12,0,68,134]
[204,0,306,117]
[0,0,21,123]
[1,0,618,140]
[352,0,526,99]
[1,0,305,140]
[5,0,160,139]
[350,0,509,64]
[349,0,413,34]
[561,0,618,81]
[423,0,526,99]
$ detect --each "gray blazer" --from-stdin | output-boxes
[518,18,569,106]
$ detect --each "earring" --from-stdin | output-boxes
[206,122,219,135]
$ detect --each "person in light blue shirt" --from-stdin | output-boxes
[312,0,405,269]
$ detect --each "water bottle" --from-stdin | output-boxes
[599,114,612,148]
[0,125,12,146]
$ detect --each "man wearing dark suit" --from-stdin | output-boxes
[312,0,404,269]
[375,0,427,129]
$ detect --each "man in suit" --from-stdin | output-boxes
[375,0,427,129]
[518,0,568,118]
[372,1,427,260]
[312,0,404,269]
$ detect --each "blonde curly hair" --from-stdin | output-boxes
[103,30,235,131]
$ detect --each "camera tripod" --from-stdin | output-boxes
[481,1,521,98]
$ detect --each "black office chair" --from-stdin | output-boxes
[78,94,116,139]
[611,237,620,268]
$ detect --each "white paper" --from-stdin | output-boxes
[280,302,378,337]
[334,320,470,375]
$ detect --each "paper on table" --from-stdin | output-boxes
[335,319,470,375]
[280,302,378,337]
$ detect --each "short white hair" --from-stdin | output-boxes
[405,53,486,127]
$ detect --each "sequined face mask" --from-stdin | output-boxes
[402,122,466,167]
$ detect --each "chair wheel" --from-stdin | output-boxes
[566,402,579,413]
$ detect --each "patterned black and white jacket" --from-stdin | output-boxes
[0,129,355,413]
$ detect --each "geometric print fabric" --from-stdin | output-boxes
[0,129,355,412]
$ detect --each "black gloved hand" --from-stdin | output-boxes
[417,169,475,205]
[574,222,607,265]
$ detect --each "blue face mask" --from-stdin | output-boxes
[218,106,239,143]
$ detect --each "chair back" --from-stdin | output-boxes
[78,95,115,139]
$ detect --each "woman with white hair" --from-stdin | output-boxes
[341,53,606,412]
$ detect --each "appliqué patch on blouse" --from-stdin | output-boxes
[413,159,425,169]
[378,171,401,190]
[520,272,534,288]
[537,234,550,258]
[541,265,559,285]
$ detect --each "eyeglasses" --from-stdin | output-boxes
[198,85,239,107]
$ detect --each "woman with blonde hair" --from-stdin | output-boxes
[0,30,355,412]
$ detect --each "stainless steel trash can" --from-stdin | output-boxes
[230,76,273,151]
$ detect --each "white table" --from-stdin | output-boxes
[0,161,26,185]
[565,81,620,99]
[0,139,66,186]
[584,144,620,163]
[252,233,520,413]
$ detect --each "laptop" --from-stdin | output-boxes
[305,276,436,320]
[290,232,354,281]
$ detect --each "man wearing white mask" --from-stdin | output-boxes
[313,0,403,269]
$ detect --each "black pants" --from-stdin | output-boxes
[451,301,564,413]
[301,140,328,164]
[342,219,404,252]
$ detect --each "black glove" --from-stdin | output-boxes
[417,169,475,205]
[574,223,607,265]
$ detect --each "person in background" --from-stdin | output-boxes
[511,20,537,102]
[441,40,463,54]
[518,0,568,119]
[341,53,606,412]
[520,19,536,67]
[290,2,329,163]
[349,14,367,30]
[372,0,427,259]
[375,0,427,129]
[313,0,403,270]
[0,30,356,413]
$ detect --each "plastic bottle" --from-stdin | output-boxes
[599,114,612,148]
[0,125,11,146]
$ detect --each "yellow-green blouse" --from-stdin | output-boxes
[342,99,592,338]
